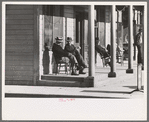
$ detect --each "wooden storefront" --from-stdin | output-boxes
[4,4,145,87]
[5,5,93,86]
[5,5,37,85]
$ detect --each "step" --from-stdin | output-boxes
[39,75,94,87]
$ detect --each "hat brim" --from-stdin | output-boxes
[67,40,72,42]
[56,40,63,43]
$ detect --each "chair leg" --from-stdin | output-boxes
[56,63,59,74]
[69,63,71,74]
[121,55,124,66]
[65,63,68,74]
[102,58,105,67]
[59,63,62,73]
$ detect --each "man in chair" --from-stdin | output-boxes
[95,37,110,58]
[64,37,87,74]
[95,37,111,66]
[52,37,78,75]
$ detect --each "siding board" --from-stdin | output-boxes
[6,5,35,83]
[6,45,33,51]
[64,13,74,18]
[6,71,33,76]
[6,25,33,30]
[7,15,34,20]
[6,52,33,56]
[6,49,33,53]
[6,30,33,35]
[6,20,34,25]
[64,5,73,9]
[5,66,33,71]
[6,39,33,44]
[6,61,33,66]
[6,35,33,40]
[6,5,33,10]
[64,8,74,14]
[6,56,33,61]
[6,76,33,81]
[6,10,34,15]
[33,5,39,85]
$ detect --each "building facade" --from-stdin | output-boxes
[5,4,145,87]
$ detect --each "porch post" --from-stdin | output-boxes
[142,7,144,70]
[126,5,133,73]
[138,11,140,25]
[97,8,100,40]
[133,9,137,61]
[108,5,116,77]
[88,5,95,76]
[135,10,138,24]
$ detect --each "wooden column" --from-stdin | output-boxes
[138,11,140,25]
[126,5,133,73]
[142,7,144,70]
[105,6,111,46]
[97,8,100,40]
[88,5,95,76]
[108,5,116,77]
[135,10,138,24]
[117,10,119,45]
[133,22,137,60]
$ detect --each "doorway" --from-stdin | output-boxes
[39,5,64,77]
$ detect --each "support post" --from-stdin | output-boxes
[135,10,138,24]
[126,5,133,73]
[133,20,136,60]
[137,64,142,90]
[49,51,53,74]
[88,5,95,76]
[108,5,116,77]
[134,9,137,61]
[117,10,119,45]
[97,8,100,40]
[142,7,144,70]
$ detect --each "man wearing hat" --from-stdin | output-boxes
[64,37,87,74]
[52,37,78,75]
[95,37,111,66]
[134,28,143,70]
[95,37,110,58]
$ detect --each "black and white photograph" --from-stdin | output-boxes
[1,1,147,121]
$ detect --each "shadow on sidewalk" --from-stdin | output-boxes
[5,93,128,99]
[81,90,131,94]
[95,72,109,74]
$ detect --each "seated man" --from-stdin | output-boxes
[95,37,111,66]
[95,37,110,59]
[52,37,78,75]
[106,44,111,55]
[64,37,87,74]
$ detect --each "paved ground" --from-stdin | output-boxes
[3,61,146,121]
[5,61,145,99]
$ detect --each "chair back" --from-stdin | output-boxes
[53,53,61,64]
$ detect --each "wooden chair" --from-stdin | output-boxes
[116,48,124,66]
[98,53,111,67]
[53,54,71,75]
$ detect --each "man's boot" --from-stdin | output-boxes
[79,66,86,74]
[71,66,79,75]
